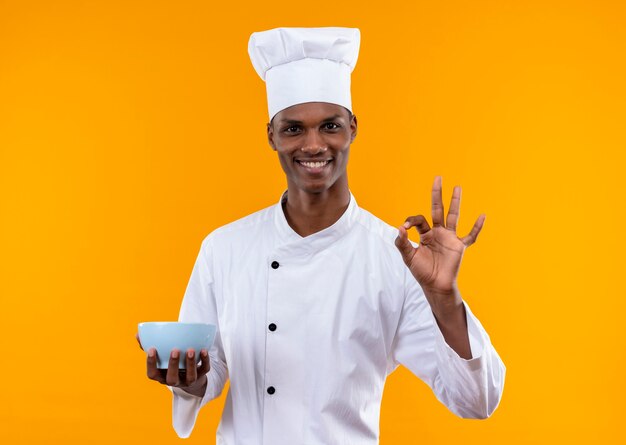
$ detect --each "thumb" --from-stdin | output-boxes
[395,225,416,264]
[136,333,144,351]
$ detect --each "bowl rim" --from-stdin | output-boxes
[138,322,216,327]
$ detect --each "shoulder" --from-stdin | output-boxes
[347,204,406,271]
[354,204,419,250]
[200,203,277,251]
[353,205,401,247]
[347,202,417,292]
[352,203,423,294]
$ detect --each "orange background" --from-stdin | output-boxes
[1,0,625,443]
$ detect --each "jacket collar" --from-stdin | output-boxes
[273,190,359,257]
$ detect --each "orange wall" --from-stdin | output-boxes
[1,1,624,443]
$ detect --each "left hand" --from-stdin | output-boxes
[395,176,485,319]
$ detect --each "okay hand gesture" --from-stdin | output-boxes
[395,176,485,322]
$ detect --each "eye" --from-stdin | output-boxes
[322,122,341,131]
[282,125,301,134]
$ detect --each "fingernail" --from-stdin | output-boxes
[201,349,208,357]
[172,350,179,359]
[148,349,154,357]
[403,222,410,229]
[188,350,194,359]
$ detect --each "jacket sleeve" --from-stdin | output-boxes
[390,268,506,419]
[168,235,229,438]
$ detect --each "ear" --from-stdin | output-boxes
[349,114,358,143]
[267,122,277,151]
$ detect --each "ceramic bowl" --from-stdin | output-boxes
[138,322,216,369]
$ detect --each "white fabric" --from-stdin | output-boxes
[170,192,506,444]
[248,27,360,120]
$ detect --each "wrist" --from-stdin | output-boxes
[180,374,208,398]
[423,284,463,320]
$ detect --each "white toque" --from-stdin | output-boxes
[248,27,361,121]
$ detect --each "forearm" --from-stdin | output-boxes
[433,304,471,359]
[426,287,472,359]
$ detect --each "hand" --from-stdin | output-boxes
[136,333,210,396]
[394,176,485,319]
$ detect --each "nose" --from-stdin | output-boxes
[301,130,328,154]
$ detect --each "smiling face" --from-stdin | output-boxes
[267,102,357,197]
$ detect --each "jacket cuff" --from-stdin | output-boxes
[168,384,209,438]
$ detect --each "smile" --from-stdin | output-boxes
[296,160,332,169]
[295,159,333,174]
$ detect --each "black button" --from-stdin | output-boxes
[271,261,279,269]
[267,386,276,395]
[268,323,277,332]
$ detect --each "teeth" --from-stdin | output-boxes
[300,161,329,168]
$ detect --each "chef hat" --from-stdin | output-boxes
[248,27,361,121]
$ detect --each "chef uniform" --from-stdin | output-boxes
[169,27,506,444]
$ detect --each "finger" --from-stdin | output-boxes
[165,349,181,386]
[461,214,486,247]
[431,176,445,227]
[395,225,416,265]
[404,215,431,235]
[197,349,211,376]
[185,349,197,385]
[446,186,462,232]
[146,348,166,383]
[136,333,143,351]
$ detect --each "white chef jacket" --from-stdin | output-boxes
[169,191,505,444]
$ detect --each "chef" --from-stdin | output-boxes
[140,27,506,444]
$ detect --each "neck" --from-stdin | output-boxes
[283,180,350,237]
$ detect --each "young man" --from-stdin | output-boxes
[141,27,505,444]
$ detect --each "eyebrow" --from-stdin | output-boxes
[277,114,344,125]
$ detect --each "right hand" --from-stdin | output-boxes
[136,333,210,394]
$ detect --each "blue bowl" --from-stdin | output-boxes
[138,322,216,369]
